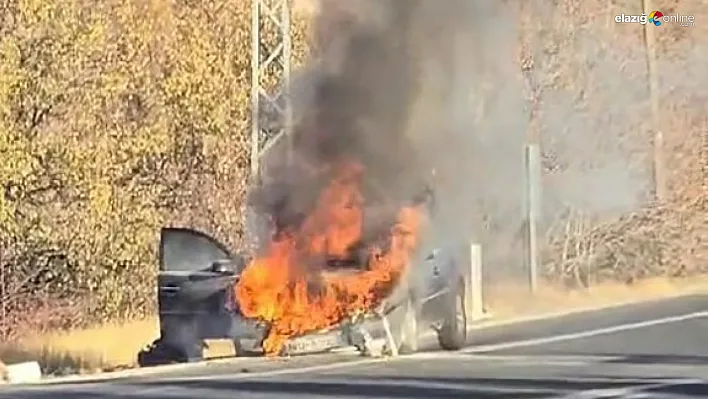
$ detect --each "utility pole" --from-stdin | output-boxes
[251,0,293,185]
[641,0,665,201]
[518,1,542,293]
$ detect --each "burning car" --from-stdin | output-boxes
[137,224,469,366]
[138,160,470,365]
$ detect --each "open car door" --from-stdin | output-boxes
[146,228,256,363]
[158,227,243,306]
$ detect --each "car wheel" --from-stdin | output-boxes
[437,281,467,350]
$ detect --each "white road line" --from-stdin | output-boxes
[410,353,623,361]
[12,358,393,396]
[406,352,626,366]
[130,378,559,398]
[140,357,390,384]
[461,310,708,354]
[548,378,705,399]
[466,290,706,331]
[133,353,596,386]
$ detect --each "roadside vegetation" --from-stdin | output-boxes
[0,0,704,375]
[0,0,310,373]
[527,0,706,287]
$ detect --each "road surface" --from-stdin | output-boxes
[3,294,708,398]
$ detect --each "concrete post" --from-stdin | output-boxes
[466,242,485,322]
[524,143,542,293]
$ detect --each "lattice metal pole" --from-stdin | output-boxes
[251,0,293,185]
[246,0,293,252]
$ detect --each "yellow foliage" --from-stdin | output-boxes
[0,0,310,337]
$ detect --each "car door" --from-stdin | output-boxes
[158,228,242,340]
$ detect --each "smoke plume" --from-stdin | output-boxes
[250,0,525,275]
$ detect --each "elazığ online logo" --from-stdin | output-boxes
[648,10,664,26]
[615,10,695,27]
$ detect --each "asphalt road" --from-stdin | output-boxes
[3,294,708,398]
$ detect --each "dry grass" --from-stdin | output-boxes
[0,319,158,375]
[542,198,707,288]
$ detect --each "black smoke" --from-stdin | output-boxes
[252,1,428,238]
[248,0,520,268]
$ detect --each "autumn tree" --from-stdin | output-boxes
[0,0,309,338]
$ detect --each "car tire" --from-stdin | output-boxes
[437,280,467,350]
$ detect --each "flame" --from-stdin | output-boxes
[234,160,423,355]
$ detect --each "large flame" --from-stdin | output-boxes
[234,160,423,355]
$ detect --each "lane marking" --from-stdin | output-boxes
[548,378,705,398]
[414,353,625,362]
[8,358,393,396]
[461,310,708,354]
[407,352,626,366]
[466,291,707,331]
[136,357,390,384]
[131,353,607,386]
[133,378,560,398]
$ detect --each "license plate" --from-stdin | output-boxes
[284,334,341,354]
